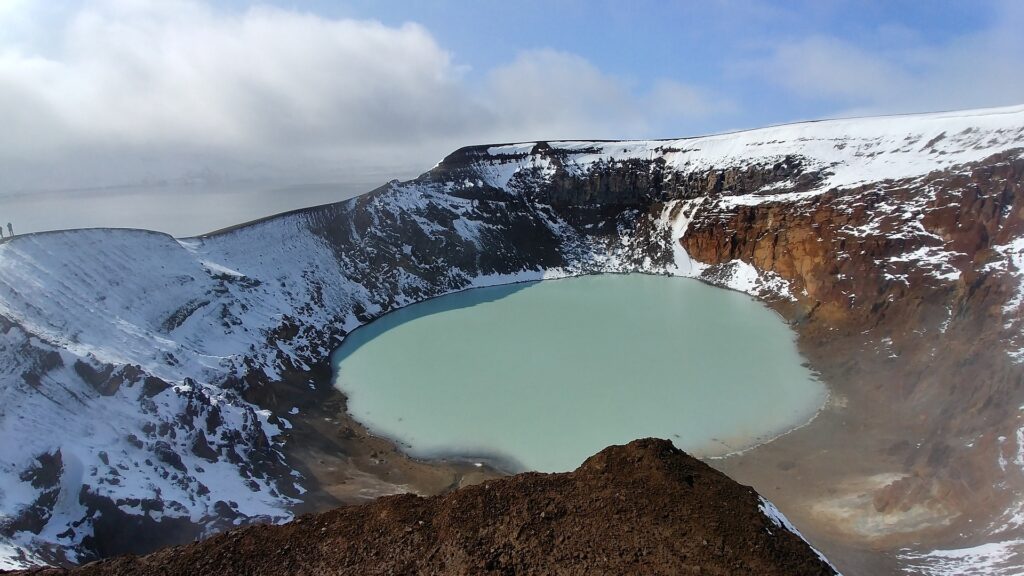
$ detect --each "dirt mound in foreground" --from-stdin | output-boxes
[18,439,837,575]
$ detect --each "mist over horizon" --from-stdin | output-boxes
[2,0,1022,235]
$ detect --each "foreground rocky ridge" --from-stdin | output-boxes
[1,105,1023,573]
[9,440,839,576]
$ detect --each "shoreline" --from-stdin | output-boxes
[325,272,828,474]
[277,267,1005,576]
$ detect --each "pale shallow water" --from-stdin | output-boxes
[332,274,827,472]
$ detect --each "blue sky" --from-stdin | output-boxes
[0,0,1021,192]
[311,0,1020,133]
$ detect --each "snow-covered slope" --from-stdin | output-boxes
[468,104,1024,197]
[1,105,1023,571]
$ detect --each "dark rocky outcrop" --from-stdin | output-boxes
[11,440,837,576]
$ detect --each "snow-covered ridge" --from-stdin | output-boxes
[471,104,1024,199]
[1,104,1023,570]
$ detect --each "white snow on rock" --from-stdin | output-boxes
[990,238,1024,363]
[653,198,707,277]
[638,104,1020,193]
[900,539,1024,576]
[889,246,964,282]
[482,104,1024,200]
[759,496,842,574]
[0,537,45,570]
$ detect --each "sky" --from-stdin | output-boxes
[1,0,1022,234]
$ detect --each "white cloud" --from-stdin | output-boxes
[756,1,1024,115]
[645,79,737,124]
[766,36,903,103]
[0,1,478,190]
[483,52,734,141]
[0,1,732,192]
[0,2,471,159]
[483,49,642,140]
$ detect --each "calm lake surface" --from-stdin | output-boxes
[332,274,827,472]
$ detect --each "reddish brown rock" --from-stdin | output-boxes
[683,151,1024,540]
[11,440,836,576]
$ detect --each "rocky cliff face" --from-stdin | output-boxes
[10,440,840,576]
[1,105,1023,574]
[685,150,1024,575]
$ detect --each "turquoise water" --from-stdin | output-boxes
[332,274,827,473]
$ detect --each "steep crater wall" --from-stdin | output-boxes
[2,108,1024,574]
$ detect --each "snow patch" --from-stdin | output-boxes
[759,496,842,574]
[899,540,1024,576]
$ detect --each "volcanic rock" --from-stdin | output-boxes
[11,440,836,576]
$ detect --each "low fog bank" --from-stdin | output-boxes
[0,179,381,238]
